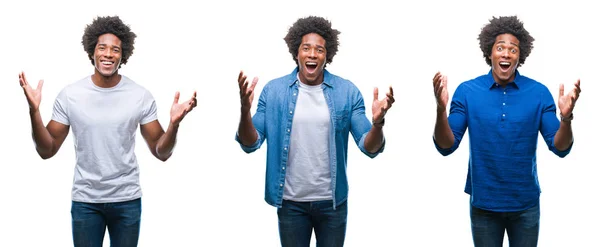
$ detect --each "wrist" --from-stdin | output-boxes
[372,118,385,128]
[560,113,573,122]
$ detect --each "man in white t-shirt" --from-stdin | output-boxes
[18,16,197,247]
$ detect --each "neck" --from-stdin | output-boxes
[92,70,121,88]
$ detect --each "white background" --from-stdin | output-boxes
[1,0,598,246]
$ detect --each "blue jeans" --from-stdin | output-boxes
[277,199,347,247]
[71,198,142,247]
[470,203,540,247]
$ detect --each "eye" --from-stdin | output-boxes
[511,48,517,54]
[302,47,309,52]
[98,46,105,51]
[317,49,324,54]
[113,48,120,53]
[496,46,503,51]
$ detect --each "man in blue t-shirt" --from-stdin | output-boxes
[432,16,581,246]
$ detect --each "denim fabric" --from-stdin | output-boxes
[71,198,141,247]
[237,68,384,209]
[278,200,347,247]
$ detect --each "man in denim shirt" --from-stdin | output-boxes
[236,16,394,247]
[432,16,581,246]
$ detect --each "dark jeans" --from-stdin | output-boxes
[71,198,142,247]
[471,203,540,247]
[277,199,347,247]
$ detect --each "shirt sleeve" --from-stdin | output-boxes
[434,83,468,156]
[539,86,572,157]
[51,88,70,125]
[140,90,158,125]
[235,85,267,153]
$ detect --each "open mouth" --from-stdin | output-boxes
[100,60,115,68]
[499,61,511,71]
[305,61,318,73]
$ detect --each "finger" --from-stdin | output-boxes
[432,71,441,82]
[385,97,394,109]
[249,77,258,93]
[173,91,180,104]
[388,86,394,96]
[19,72,28,86]
[241,80,249,96]
[37,80,44,91]
[22,71,29,85]
[559,83,564,97]
[373,87,379,101]
[387,94,395,104]
[574,79,581,93]
[238,72,247,89]
[238,70,244,82]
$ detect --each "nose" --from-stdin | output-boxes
[501,49,510,58]
[308,48,317,58]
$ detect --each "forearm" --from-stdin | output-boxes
[29,110,55,158]
[237,109,258,146]
[434,109,454,149]
[156,122,179,161]
[553,120,573,151]
[364,124,384,153]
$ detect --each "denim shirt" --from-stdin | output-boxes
[236,68,384,209]
[434,70,572,212]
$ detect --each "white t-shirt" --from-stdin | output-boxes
[283,78,332,201]
[51,75,157,203]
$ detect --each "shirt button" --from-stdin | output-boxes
[280,184,283,187]
[289,111,293,114]
[282,167,285,170]
[503,103,506,106]
[293,93,297,96]
[284,147,287,151]
[504,91,506,95]
[502,114,506,117]
[287,129,290,132]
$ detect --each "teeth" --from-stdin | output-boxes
[499,62,510,66]
[101,61,113,65]
[306,62,317,66]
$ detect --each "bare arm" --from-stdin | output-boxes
[30,113,70,159]
[237,71,259,146]
[19,72,70,159]
[554,79,581,151]
[432,72,454,149]
[141,91,197,162]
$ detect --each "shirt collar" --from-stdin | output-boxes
[486,69,522,89]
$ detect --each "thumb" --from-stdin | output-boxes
[559,83,564,97]
[173,91,180,104]
[373,87,379,101]
[37,80,44,91]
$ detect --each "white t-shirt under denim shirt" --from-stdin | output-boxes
[51,75,157,203]
[283,75,332,201]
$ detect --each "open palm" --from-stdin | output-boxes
[170,91,197,125]
[557,79,581,117]
[19,72,43,111]
[372,86,394,123]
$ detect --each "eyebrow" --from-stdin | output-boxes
[301,44,325,50]
[97,44,121,49]
[496,40,519,47]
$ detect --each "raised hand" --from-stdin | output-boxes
[433,71,448,112]
[238,70,258,113]
[19,71,44,112]
[170,91,197,125]
[558,79,581,118]
[372,86,394,124]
